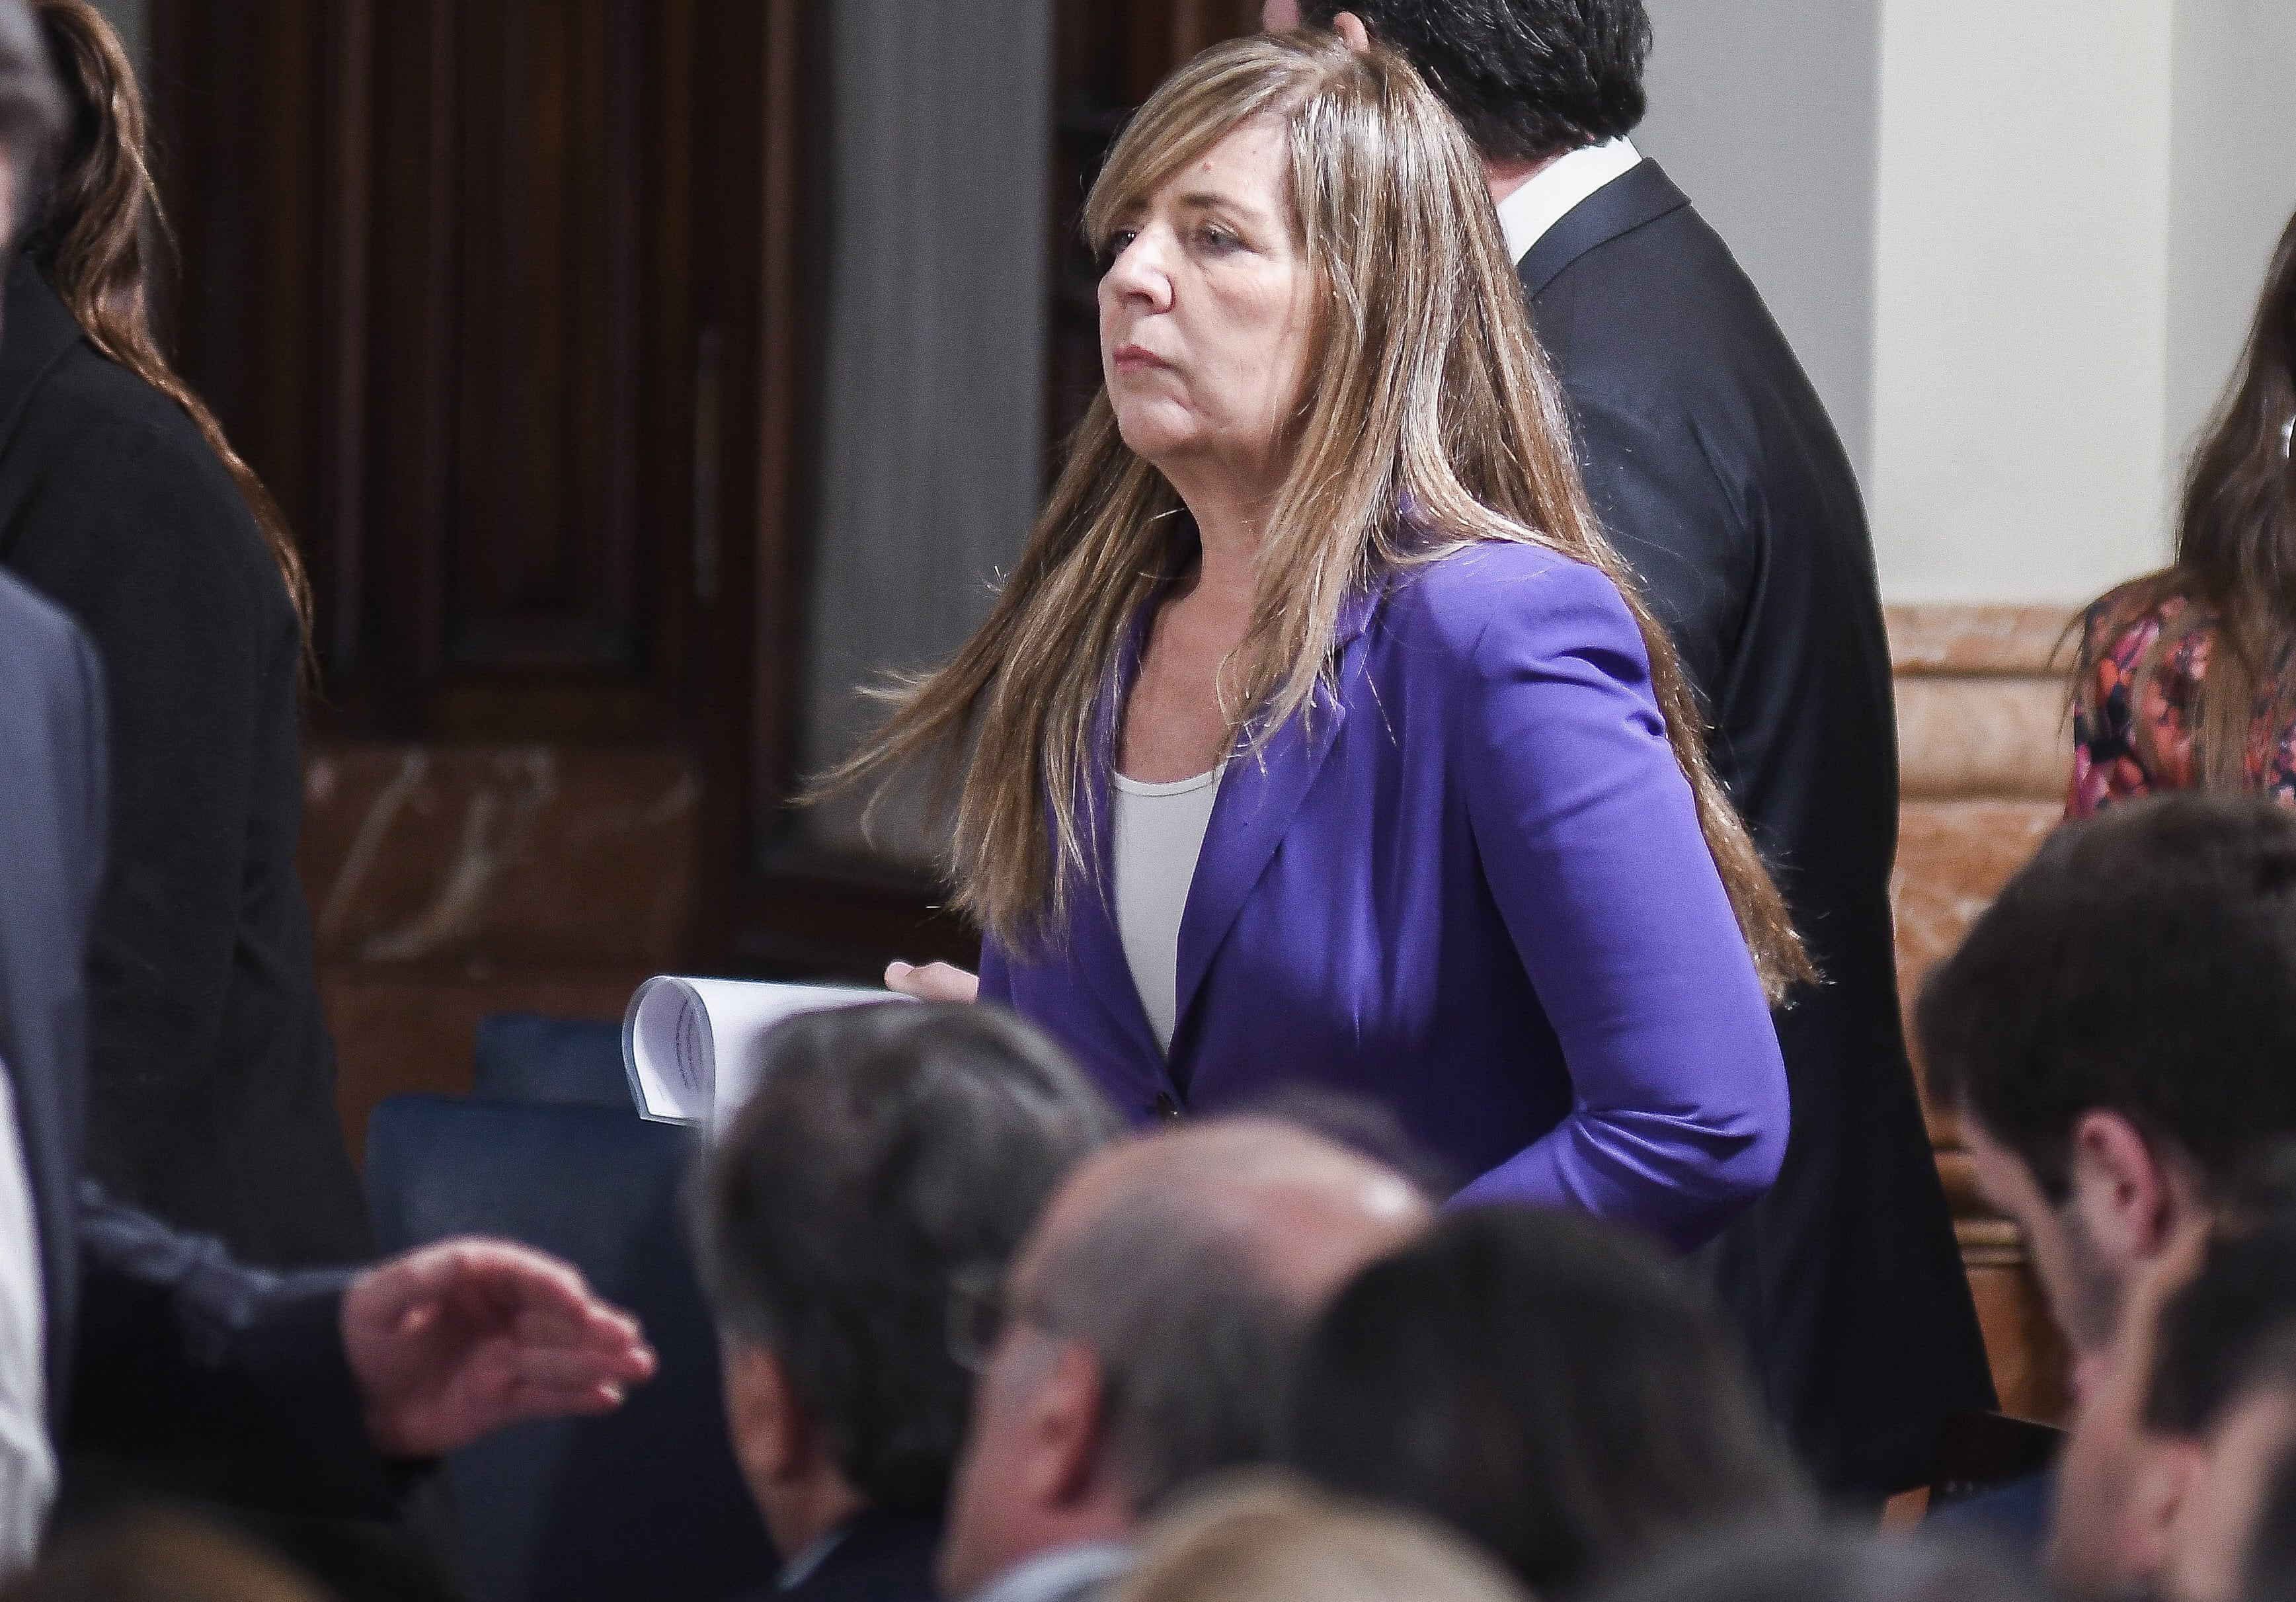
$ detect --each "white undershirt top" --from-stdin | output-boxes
[0,1058,52,1579]
[1111,765,1224,1054]
[1494,135,1644,266]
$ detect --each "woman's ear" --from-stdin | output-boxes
[1333,12,1372,52]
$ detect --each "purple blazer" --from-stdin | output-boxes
[979,540,1788,1251]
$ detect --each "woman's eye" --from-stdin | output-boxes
[1107,229,1139,256]
[1199,226,1240,252]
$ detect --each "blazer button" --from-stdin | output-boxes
[1154,1092,1181,1121]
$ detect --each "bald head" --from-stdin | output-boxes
[1020,1119,1428,1511]
[1023,1118,1425,1314]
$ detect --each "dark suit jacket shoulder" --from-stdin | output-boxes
[0,264,369,1268]
[738,1511,941,1602]
[0,569,397,1515]
[1519,161,1995,1495]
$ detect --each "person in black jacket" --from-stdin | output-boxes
[0,3,366,1265]
[1289,0,1996,1498]
[0,559,656,1583]
[1,6,440,1595]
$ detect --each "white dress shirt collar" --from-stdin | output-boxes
[1493,136,1643,266]
[0,1059,52,1580]
[967,1542,1134,1602]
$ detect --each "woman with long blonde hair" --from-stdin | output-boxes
[851,31,1803,1247]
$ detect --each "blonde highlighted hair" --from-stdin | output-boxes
[825,31,1809,1000]
[1115,1474,1530,1602]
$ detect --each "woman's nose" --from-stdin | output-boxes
[1104,230,1173,309]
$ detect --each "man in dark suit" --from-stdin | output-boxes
[0,555,659,1570]
[1290,0,1997,1497]
[0,11,657,1546]
[692,1004,1121,1602]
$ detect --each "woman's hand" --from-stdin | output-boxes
[886,961,980,1004]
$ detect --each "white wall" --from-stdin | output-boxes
[1642,0,2296,607]
[1867,0,2178,606]
[1638,0,1883,487]
[2165,1,2296,481]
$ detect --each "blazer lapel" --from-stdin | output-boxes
[1067,603,1179,1075]
[1169,588,1381,1052]
[1517,159,1693,301]
[1069,784,1171,1074]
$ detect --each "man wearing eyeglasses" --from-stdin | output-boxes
[692,1003,1120,1602]
[935,1120,1429,1602]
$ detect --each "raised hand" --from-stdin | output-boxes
[342,1237,658,1458]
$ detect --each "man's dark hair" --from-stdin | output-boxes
[1581,1523,2051,1602]
[2146,1162,2296,1438]
[2244,1438,2296,1602]
[1915,795,2296,1203]
[693,1002,1120,1515]
[1283,1205,1807,1594]
[1296,0,1651,164]
[0,0,62,237]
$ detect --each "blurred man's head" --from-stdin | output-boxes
[937,1119,1430,1601]
[693,1003,1120,1560]
[0,0,61,249]
[1917,798,2296,1596]
[1284,1205,1807,1593]
[1917,797,2296,1361]
[2139,1170,2296,1602]
[1580,1523,2050,1602]
[1286,0,1652,168]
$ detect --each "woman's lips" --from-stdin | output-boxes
[1111,344,1171,374]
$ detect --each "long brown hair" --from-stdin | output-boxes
[2098,210,2296,787]
[825,32,1809,1000]
[22,0,313,651]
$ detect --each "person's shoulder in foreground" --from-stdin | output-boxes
[0,264,286,623]
[734,1509,943,1602]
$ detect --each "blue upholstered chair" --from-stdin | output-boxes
[364,1096,775,1602]
[471,1012,630,1109]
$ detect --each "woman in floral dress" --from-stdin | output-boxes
[2072,210,2296,815]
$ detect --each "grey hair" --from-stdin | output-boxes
[692,1002,1121,1513]
[1027,1169,1324,1512]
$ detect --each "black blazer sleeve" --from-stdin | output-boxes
[1,577,403,1519]
[1565,382,1753,721]
[67,1185,407,1518]
[0,419,279,1183]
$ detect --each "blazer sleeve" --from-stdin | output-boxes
[976,940,1017,1009]
[1565,383,1753,717]
[1,422,280,1166]
[1446,559,1788,1250]
[66,1183,411,1517]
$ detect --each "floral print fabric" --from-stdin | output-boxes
[2069,586,2296,816]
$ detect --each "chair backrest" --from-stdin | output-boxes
[1927,1408,2067,1511]
[471,1013,631,1109]
[365,1096,775,1602]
